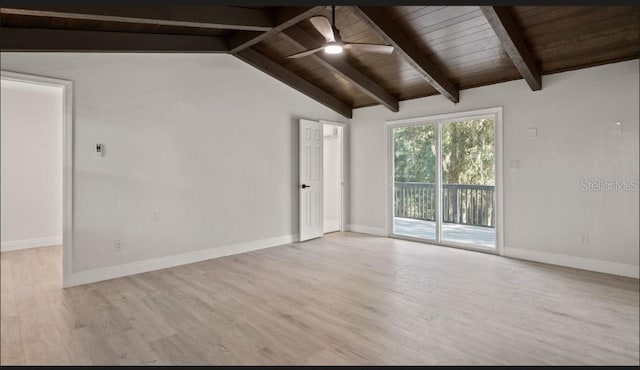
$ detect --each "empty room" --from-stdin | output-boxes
[0,3,638,366]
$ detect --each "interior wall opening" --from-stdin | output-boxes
[323,123,343,234]
[1,71,73,288]
[1,78,63,255]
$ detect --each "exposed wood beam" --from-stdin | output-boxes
[281,25,399,112]
[480,6,542,91]
[0,6,274,32]
[228,7,323,54]
[235,48,352,118]
[352,7,459,103]
[0,28,228,53]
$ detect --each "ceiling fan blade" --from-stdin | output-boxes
[344,43,394,54]
[309,16,335,43]
[287,47,325,59]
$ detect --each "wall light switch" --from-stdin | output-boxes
[95,143,104,157]
[579,233,589,246]
[611,121,622,134]
[528,128,538,138]
[510,160,520,170]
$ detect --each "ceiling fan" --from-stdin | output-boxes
[287,6,394,59]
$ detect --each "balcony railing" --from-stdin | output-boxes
[394,182,495,228]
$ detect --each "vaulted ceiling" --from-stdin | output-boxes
[2,5,639,118]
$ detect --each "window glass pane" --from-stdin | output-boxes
[393,123,437,240]
[441,117,496,248]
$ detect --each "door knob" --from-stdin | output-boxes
[301,184,311,189]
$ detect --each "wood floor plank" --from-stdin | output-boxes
[57,326,117,365]
[19,310,71,365]
[102,329,166,365]
[104,294,177,343]
[0,316,25,365]
[0,288,18,321]
[148,333,213,365]
[0,234,638,365]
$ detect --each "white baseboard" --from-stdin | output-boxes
[505,247,639,279]
[346,224,388,237]
[64,233,298,288]
[1,236,62,252]
[323,219,340,234]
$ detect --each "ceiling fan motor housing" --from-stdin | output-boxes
[332,27,342,43]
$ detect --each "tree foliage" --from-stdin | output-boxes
[393,118,495,185]
[393,124,436,183]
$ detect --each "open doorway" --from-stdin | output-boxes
[1,71,73,287]
[322,122,343,234]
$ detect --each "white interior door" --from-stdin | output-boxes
[299,119,323,241]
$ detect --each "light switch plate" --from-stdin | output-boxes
[611,121,622,134]
[528,128,537,138]
[510,160,520,170]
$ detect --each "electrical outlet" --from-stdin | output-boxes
[579,233,589,246]
[153,209,160,221]
[114,240,123,253]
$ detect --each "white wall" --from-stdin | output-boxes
[1,79,63,251]
[349,60,639,277]
[323,125,341,233]
[0,53,346,280]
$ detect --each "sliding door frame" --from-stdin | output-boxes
[386,107,504,256]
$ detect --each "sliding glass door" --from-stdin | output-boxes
[440,117,496,248]
[392,123,437,241]
[390,109,500,251]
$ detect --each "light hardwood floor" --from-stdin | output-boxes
[1,232,638,365]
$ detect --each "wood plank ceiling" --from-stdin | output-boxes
[2,5,639,118]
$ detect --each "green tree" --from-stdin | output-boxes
[441,118,494,185]
[393,124,436,183]
[393,118,494,185]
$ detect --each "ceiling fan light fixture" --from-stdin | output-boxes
[324,43,344,55]
[286,7,392,59]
